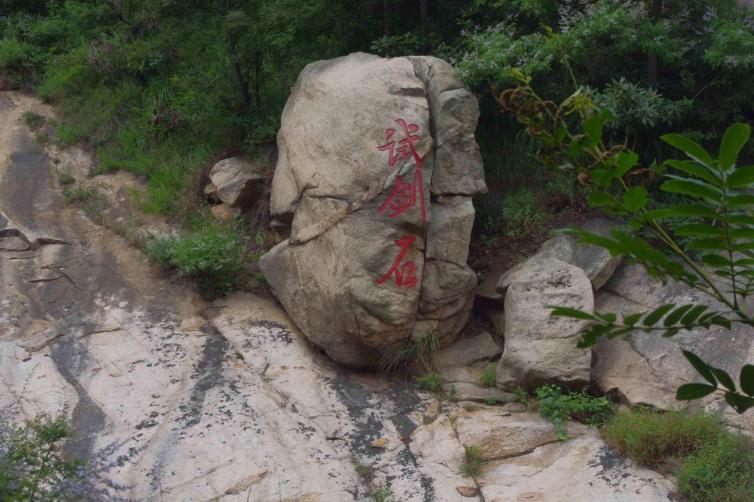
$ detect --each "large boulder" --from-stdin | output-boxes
[496,259,594,391]
[593,262,754,433]
[259,53,486,367]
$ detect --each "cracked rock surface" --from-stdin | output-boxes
[1,91,676,501]
[260,53,486,368]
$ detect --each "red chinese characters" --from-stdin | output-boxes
[376,236,418,289]
[377,118,427,224]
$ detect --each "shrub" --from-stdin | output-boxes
[22,111,44,130]
[0,413,106,500]
[147,220,245,299]
[602,409,725,467]
[677,432,754,502]
[460,445,484,478]
[535,385,614,439]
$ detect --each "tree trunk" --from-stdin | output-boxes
[419,0,430,53]
[383,0,390,56]
[647,0,663,87]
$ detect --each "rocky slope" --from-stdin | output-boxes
[0,91,675,500]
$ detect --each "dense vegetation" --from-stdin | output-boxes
[1,1,752,224]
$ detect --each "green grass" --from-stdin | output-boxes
[22,111,44,131]
[146,215,245,299]
[372,486,394,502]
[376,333,440,374]
[603,408,754,501]
[62,185,107,223]
[500,189,545,239]
[414,372,442,392]
[57,170,75,185]
[602,408,725,468]
[534,385,614,440]
[460,444,484,478]
[480,363,496,388]
[677,432,754,502]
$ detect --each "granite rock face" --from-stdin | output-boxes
[260,53,486,367]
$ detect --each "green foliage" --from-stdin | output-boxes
[513,387,530,405]
[603,408,724,467]
[460,445,484,478]
[56,170,75,185]
[499,189,544,239]
[372,486,394,502]
[535,385,613,439]
[21,111,44,130]
[604,407,754,501]
[355,463,371,479]
[414,372,442,393]
[0,413,98,500]
[480,363,496,388]
[147,217,245,299]
[677,432,754,502]
[502,74,754,413]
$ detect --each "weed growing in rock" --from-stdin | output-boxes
[376,333,439,374]
[603,408,753,501]
[414,372,442,392]
[535,385,613,440]
[513,387,530,406]
[57,170,75,185]
[62,185,107,223]
[460,445,484,478]
[480,363,496,388]
[372,485,394,502]
[355,463,371,479]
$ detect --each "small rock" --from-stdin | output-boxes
[204,182,220,203]
[456,485,478,497]
[209,157,265,208]
[371,437,388,449]
[211,203,241,221]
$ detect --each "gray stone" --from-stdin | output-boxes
[593,262,754,434]
[208,156,265,208]
[431,331,501,369]
[445,383,514,404]
[260,53,486,367]
[497,259,594,391]
[498,217,622,293]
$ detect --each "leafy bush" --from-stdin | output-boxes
[0,413,105,500]
[501,75,754,413]
[535,385,614,439]
[677,432,754,502]
[147,219,245,299]
[602,408,724,467]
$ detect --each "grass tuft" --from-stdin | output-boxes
[460,444,484,478]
